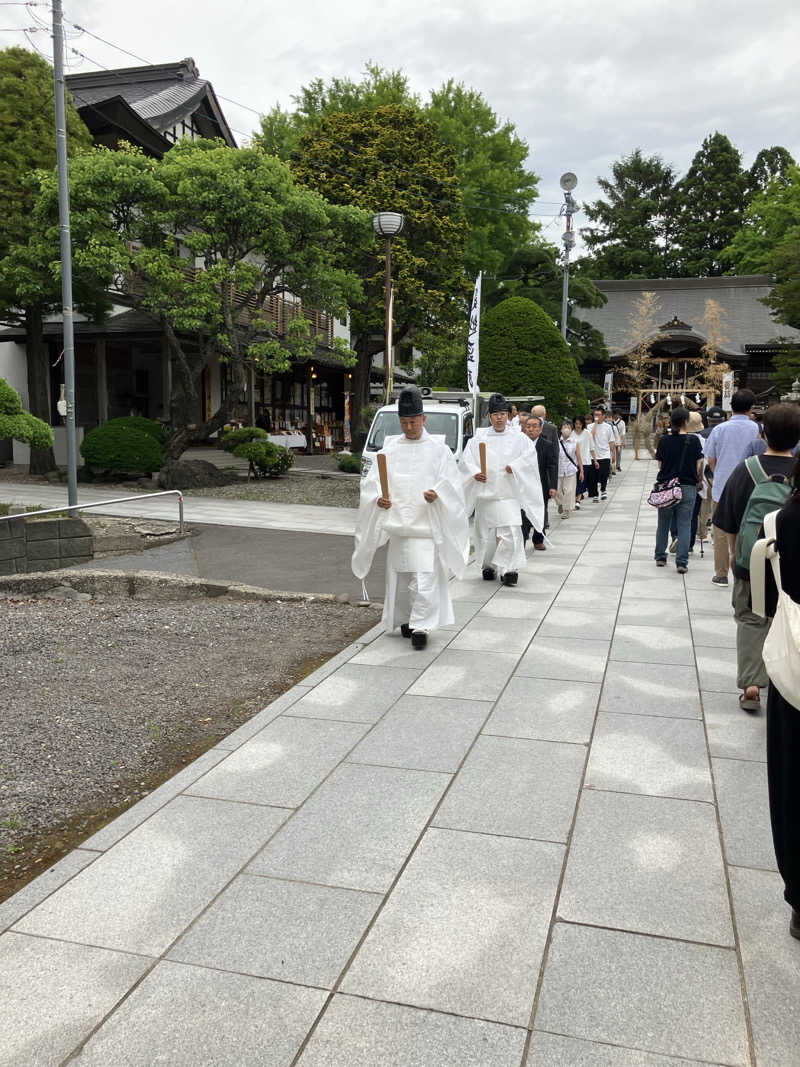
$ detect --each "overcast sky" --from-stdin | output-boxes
[12,0,800,250]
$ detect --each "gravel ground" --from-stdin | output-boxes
[0,595,375,901]
[185,471,360,508]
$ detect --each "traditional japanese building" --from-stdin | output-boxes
[579,275,800,412]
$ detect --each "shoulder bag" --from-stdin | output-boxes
[750,510,800,709]
[647,435,689,509]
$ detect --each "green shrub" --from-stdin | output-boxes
[220,426,269,452]
[234,440,294,477]
[107,416,166,444]
[80,423,163,475]
[337,451,362,473]
[0,377,54,449]
[480,297,588,420]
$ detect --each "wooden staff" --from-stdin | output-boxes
[479,441,487,478]
[377,452,390,500]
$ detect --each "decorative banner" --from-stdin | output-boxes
[467,272,482,395]
[385,285,395,405]
[629,394,638,416]
[603,371,613,401]
[343,392,351,445]
[721,371,734,412]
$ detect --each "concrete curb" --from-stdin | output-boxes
[0,568,383,607]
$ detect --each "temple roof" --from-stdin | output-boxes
[581,275,800,356]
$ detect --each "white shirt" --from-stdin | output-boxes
[591,421,616,460]
[612,417,626,444]
[574,428,594,466]
[557,435,580,478]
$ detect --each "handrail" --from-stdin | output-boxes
[0,490,184,534]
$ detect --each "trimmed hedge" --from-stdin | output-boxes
[480,296,589,420]
[221,426,269,452]
[234,440,294,478]
[80,422,163,475]
[337,452,362,474]
[108,416,167,444]
[0,377,54,450]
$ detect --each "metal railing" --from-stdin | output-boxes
[0,490,184,534]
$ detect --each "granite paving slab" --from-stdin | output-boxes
[448,614,540,654]
[168,874,380,988]
[348,695,491,773]
[568,564,630,586]
[13,796,288,956]
[214,686,313,750]
[621,579,687,600]
[685,589,736,616]
[434,735,585,843]
[558,790,734,945]
[695,646,739,693]
[298,995,527,1066]
[408,649,519,702]
[516,636,610,683]
[713,757,776,869]
[438,598,483,630]
[551,586,622,609]
[585,712,713,801]
[248,762,450,892]
[689,614,737,649]
[184,717,369,807]
[615,599,690,629]
[729,865,800,1067]
[74,960,327,1067]
[283,663,421,722]
[478,596,550,620]
[535,924,749,1065]
[341,827,564,1026]
[484,677,599,745]
[348,631,452,668]
[0,931,150,1067]
[526,1031,711,1066]
[599,662,701,718]
[703,690,766,761]
[538,606,618,639]
[0,849,99,933]
[610,624,695,666]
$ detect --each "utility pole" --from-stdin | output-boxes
[559,172,579,341]
[52,0,78,506]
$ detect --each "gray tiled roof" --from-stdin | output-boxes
[581,275,800,356]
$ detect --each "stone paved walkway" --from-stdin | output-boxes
[1,462,798,1066]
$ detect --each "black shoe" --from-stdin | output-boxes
[482,567,496,581]
[712,575,729,586]
[656,558,667,567]
[677,564,688,574]
[400,624,413,639]
[501,571,518,587]
[790,910,800,940]
[411,631,428,650]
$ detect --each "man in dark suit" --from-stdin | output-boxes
[522,415,557,550]
[531,404,559,450]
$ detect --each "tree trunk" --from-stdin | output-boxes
[24,305,57,474]
[350,335,374,451]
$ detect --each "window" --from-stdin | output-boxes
[366,411,459,453]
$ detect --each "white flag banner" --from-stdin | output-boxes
[721,371,734,412]
[603,371,613,401]
[467,272,482,395]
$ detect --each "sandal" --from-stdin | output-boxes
[739,692,761,713]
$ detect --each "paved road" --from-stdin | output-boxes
[1,463,794,1066]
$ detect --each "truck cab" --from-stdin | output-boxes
[360,393,474,478]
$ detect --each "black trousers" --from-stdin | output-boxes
[583,464,598,499]
[522,502,548,545]
[767,681,800,910]
[597,458,611,493]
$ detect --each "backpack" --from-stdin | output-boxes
[734,456,791,571]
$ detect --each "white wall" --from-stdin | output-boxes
[0,340,29,407]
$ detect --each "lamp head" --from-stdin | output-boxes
[372,212,405,238]
[559,172,578,192]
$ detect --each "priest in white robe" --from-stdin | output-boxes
[352,386,470,650]
[462,392,545,587]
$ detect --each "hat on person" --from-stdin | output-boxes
[488,393,507,414]
[397,386,424,417]
[706,405,725,421]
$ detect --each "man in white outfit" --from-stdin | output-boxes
[462,392,545,587]
[352,386,469,650]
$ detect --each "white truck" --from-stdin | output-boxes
[360,390,543,478]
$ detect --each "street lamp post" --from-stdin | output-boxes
[559,173,579,341]
[372,212,405,405]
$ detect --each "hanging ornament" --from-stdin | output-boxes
[666,395,673,406]
[649,393,656,405]
[695,393,701,403]
[680,394,686,406]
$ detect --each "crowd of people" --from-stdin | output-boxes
[352,384,800,940]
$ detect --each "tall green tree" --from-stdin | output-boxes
[746,146,796,199]
[0,46,93,472]
[21,140,367,461]
[290,104,468,435]
[581,149,677,278]
[672,132,747,276]
[726,164,800,330]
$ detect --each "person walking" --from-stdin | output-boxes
[670,410,706,555]
[531,404,559,450]
[590,407,616,499]
[705,389,760,585]
[611,409,626,471]
[556,420,581,518]
[523,415,557,550]
[653,407,704,573]
[574,413,598,504]
[712,403,798,712]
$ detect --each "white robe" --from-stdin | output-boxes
[462,426,545,574]
[352,431,469,633]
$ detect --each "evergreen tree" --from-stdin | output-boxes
[672,132,747,276]
[747,146,796,199]
[581,149,677,278]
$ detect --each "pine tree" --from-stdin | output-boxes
[673,133,747,276]
[746,146,796,199]
[581,149,677,278]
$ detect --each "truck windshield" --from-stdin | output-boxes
[366,411,459,452]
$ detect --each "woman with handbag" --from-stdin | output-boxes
[652,407,704,573]
[556,420,581,518]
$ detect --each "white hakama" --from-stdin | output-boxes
[352,431,469,634]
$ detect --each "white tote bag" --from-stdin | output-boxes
[751,510,800,710]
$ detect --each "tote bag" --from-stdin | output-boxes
[750,510,800,710]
